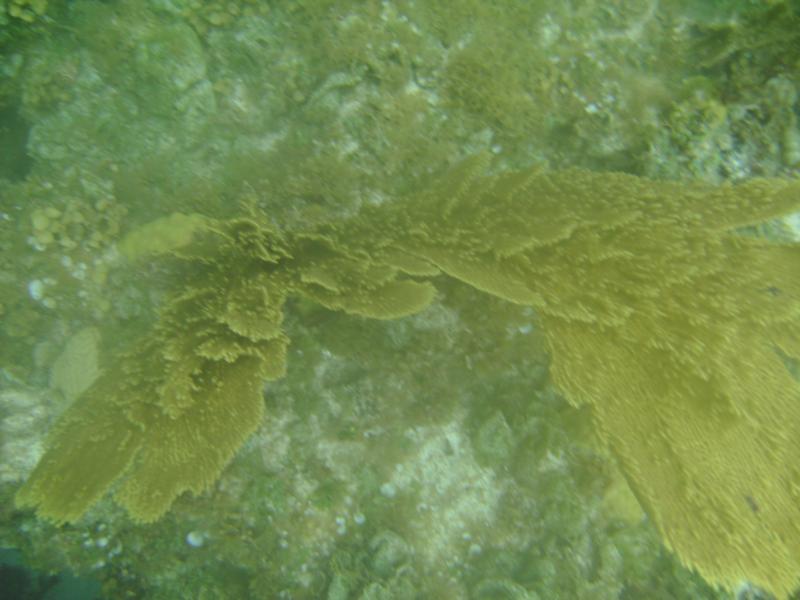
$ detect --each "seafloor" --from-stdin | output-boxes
[1,1,799,599]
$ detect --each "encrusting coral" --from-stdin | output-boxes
[15,157,800,598]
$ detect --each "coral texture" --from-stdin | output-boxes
[16,157,800,597]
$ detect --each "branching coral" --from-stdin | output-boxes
[16,157,800,597]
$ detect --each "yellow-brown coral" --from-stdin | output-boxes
[16,158,800,597]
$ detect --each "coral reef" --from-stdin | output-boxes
[16,155,800,597]
[3,1,800,598]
